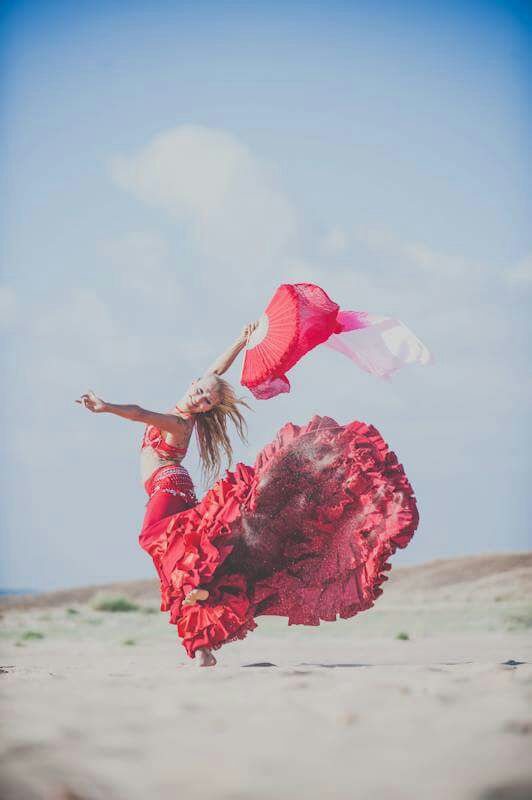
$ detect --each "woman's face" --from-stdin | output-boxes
[186,374,220,413]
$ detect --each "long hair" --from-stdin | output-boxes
[194,376,252,488]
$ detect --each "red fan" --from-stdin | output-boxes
[241,284,341,399]
[241,282,432,400]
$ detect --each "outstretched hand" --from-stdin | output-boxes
[76,391,107,413]
[240,320,260,345]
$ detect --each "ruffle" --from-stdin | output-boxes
[173,573,257,658]
[143,463,258,656]
[148,415,418,657]
[249,416,418,624]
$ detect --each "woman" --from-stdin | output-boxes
[78,323,256,665]
[78,323,419,667]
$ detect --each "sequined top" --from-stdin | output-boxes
[141,424,189,459]
[140,408,195,484]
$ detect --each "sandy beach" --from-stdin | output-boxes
[1,553,531,800]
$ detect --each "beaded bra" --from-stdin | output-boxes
[140,405,193,460]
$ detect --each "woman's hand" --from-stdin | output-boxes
[240,320,259,345]
[205,321,261,375]
[76,391,107,413]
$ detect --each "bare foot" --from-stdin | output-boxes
[183,588,210,606]
[198,648,217,667]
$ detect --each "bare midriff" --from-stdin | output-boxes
[140,447,184,485]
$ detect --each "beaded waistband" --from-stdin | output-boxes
[145,464,196,502]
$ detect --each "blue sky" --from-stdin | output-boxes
[1,0,531,590]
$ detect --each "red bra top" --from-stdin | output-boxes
[140,406,193,460]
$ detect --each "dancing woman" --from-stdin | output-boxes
[78,322,257,666]
[78,316,419,667]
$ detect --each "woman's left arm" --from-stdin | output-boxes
[204,322,258,377]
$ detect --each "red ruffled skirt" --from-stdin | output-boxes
[139,416,419,658]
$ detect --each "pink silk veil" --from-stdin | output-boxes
[244,285,431,399]
[324,310,432,379]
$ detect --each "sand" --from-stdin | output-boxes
[1,553,531,800]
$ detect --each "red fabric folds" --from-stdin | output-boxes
[241,282,431,399]
[242,283,341,399]
[140,416,419,658]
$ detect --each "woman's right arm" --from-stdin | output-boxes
[76,392,183,436]
[203,321,259,377]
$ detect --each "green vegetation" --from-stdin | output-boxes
[91,594,140,613]
[505,610,532,631]
[122,639,136,646]
[21,630,44,640]
[396,631,410,641]
[66,608,79,615]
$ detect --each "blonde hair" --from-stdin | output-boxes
[194,376,252,488]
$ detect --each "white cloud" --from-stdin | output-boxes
[283,257,325,285]
[352,224,398,254]
[110,125,298,273]
[506,254,532,286]
[31,288,149,370]
[106,230,169,273]
[283,258,417,313]
[322,226,347,254]
[34,288,115,340]
[104,231,182,312]
[401,241,483,280]
[0,286,17,329]
[353,224,487,283]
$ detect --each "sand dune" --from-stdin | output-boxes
[2,552,531,610]
[382,552,532,602]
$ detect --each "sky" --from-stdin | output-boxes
[1,0,531,591]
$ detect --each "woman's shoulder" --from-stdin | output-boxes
[167,409,195,428]
[161,410,195,448]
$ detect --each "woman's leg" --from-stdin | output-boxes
[197,647,217,667]
[139,473,215,666]
[140,484,211,612]
[139,489,187,552]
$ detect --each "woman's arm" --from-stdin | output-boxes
[76,392,184,436]
[204,322,259,377]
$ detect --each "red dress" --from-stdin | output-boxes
[139,423,197,583]
[139,415,419,659]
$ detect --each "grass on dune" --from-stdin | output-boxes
[21,630,45,640]
[396,631,410,641]
[91,594,140,613]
